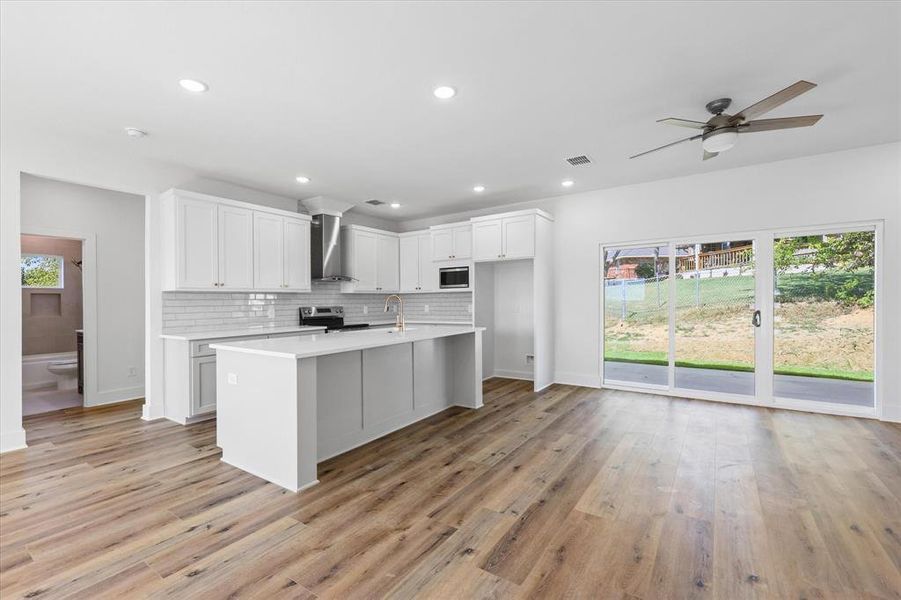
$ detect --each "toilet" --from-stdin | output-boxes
[47,359,78,391]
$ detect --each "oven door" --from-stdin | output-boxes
[439,266,470,289]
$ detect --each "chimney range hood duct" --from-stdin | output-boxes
[302,196,358,283]
[310,213,353,282]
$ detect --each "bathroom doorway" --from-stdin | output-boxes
[21,234,85,415]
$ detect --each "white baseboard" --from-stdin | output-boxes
[0,428,28,454]
[881,405,901,422]
[554,371,601,388]
[492,369,533,381]
[86,385,145,408]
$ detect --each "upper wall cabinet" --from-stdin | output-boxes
[399,231,437,293]
[160,189,312,292]
[471,209,553,262]
[430,222,472,261]
[253,212,312,291]
[340,225,399,293]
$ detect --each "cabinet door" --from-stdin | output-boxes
[452,226,472,259]
[431,229,455,261]
[352,230,379,291]
[399,235,421,292]
[502,215,535,259]
[418,234,437,291]
[283,218,311,290]
[376,235,399,292]
[191,356,217,415]
[177,197,219,288]
[472,219,504,261]
[253,213,285,289]
[217,205,254,289]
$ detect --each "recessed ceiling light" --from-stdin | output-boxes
[433,86,456,100]
[561,179,575,188]
[390,202,401,209]
[295,176,311,184]
[473,185,486,193]
[179,78,208,93]
[124,127,147,138]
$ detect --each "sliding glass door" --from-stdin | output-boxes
[603,245,669,387]
[772,229,875,408]
[673,240,757,396]
[602,225,878,415]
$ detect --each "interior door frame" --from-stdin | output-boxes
[600,219,884,420]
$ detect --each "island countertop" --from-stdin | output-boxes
[210,325,485,359]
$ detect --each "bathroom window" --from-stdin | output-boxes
[21,254,64,288]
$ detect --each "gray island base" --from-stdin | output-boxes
[211,326,484,492]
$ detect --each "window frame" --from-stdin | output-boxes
[21,253,65,290]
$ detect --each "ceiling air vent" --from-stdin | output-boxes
[365,199,386,206]
[566,155,592,166]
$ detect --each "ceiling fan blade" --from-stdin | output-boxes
[730,80,817,123]
[740,114,823,132]
[703,150,718,161]
[629,134,702,159]
[657,117,708,130]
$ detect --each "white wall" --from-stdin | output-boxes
[20,175,146,406]
[493,260,535,379]
[400,143,901,420]
[474,263,495,378]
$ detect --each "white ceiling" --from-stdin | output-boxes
[2,1,898,220]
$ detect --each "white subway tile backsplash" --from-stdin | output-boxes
[162,283,472,334]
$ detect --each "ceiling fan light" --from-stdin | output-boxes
[702,129,738,153]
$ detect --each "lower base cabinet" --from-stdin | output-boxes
[164,331,319,424]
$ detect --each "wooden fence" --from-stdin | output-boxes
[676,245,753,272]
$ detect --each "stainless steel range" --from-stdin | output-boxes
[299,306,370,332]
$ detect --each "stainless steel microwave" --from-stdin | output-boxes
[439,265,470,289]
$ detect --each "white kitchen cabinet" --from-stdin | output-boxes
[472,220,503,261]
[191,355,218,415]
[217,205,254,289]
[430,222,471,261]
[400,231,437,292]
[253,212,284,289]
[252,213,311,291]
[471,211,537,261]
[341,225,399,293]
[283,217,311,290]
[161,189,312,292]
[175,195,219,289]
[377,233,399,291]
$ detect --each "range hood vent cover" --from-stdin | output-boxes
[310,213,353,282]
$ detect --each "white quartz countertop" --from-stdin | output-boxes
[210,325,485,359]
[160,325,326,341]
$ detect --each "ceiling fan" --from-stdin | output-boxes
[630,80,823,161]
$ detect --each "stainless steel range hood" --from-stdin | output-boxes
[310,213,353,282]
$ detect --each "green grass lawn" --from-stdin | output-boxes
[604,269,874,318]
[603,349,874,382]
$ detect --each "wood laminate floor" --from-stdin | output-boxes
[1,379,900,599]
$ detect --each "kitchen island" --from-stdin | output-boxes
[210,325,484,492]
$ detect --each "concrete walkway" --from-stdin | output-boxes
[604,361,873,407]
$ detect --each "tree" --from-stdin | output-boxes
[21,255,62,287]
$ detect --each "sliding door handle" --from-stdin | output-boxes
[752,310,761,327]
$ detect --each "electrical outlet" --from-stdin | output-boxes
[128,366,137,377]
[363,306,368,315]
[526,354,534,365]
[227,373,238,385]
[424,304,430,313]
